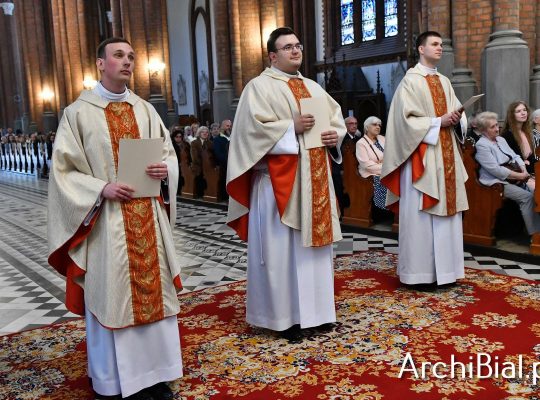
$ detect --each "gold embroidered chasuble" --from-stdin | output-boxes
[47,90,181,329]
[381,64,468,216]
[226,68,346,247]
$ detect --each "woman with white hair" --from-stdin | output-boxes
[475,111,540,235]
[532,108,540,150]
[355,116,387,209]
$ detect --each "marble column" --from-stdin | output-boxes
[483,0,529,118]
[530,4,540,109]
[450,0,476,106]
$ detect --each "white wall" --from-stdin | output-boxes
[166,0,195,116]
[362,61,407,109]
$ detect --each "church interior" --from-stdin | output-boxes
[1,1,540,399]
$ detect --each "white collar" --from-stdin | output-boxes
[93,82,130,102]
[271,65,300,79]
[417,62,438,76]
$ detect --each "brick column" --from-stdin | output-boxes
[229,0,243,115]
[530,1,540,108]
[0,4,19,129]
[8,2,30,132]
[426,0,453,78]
[450,0,476,105]
[212,0,234,122]
[483,0,529,119]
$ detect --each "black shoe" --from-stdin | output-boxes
[94,394,122,400]
[315,323,336,333]
[438,282,457,289]
[280,324,303,343]
[124,389,154,400]
[402,282,437,292]
[147,382,173,400]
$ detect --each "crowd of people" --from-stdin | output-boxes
[0,128,55,176]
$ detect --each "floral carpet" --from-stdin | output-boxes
[1,251,540,399]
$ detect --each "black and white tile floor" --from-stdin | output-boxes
[0,170,538,335]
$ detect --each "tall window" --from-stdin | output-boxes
[384,0,399,38]
[339,0,400,45]
[361,0,376,41]
[340,0,355,45]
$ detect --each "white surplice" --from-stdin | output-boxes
[396,64,465,285]
[85,82,183,398]
[246,124,336,331]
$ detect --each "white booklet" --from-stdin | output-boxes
[117,138,163,198]
[299,97,331,149]
[458,94,484,112]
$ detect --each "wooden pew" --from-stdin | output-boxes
[530,151,540,254]
[461,140,504,246]
[201,147,221,202]
[341,143,374,227]
[179,143,196,198]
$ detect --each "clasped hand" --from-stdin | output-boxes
[294,114,338,147]
[102,162,167,201]
[441,110,462,127]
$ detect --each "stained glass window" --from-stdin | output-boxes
[340,0,354,45]
[362,0,376,42]
[384,0,399,37]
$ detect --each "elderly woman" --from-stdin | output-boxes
[532,108,540,150]
[475,111,540,235]
[502,101,535,173]
[355,116,387,209]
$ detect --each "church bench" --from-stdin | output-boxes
[201,147,222,202]
[530,152,540,255]
[461,139,504,246]
[341,143,375,227]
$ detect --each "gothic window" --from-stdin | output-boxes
[338,0,401,46]
[340,0,355,45]
[384,0,398,38]
[361,0,376,42]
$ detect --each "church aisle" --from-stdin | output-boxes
[0,171,538,335]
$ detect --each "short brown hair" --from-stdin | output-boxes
[415,31,442,54]
[96,37,131,59]
[267,27,297,54]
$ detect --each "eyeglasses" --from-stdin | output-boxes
[275,44,304,52]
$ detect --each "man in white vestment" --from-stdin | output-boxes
[226,27,346,342]
[381,31,468,288]
[47,38,182,400]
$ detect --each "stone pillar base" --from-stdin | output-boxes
[28,121,38,133]
[229,98,240,119]
[451,68,478,109]
[149,94,168,124]
[483,30,529,118]
[530,65,540,110]
[166,109,178,128]
[439,38,455,79]
[42,111,58,133]
[212,80,234,123]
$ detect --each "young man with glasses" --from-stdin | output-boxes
[226,27,346,342]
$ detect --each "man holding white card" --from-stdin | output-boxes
[47,38,182,400]
[226,27,346,343]
[381,31,469,290]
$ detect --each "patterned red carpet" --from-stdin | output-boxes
[1,251,540,399]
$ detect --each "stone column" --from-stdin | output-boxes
[450,0,476,106]
[483,0,529,118]
[0,2,19,128]
[212,0,234,122]
[228,0,242,116]
[427,0,454,77]
[530,3,540,109]
[144,0,168,124]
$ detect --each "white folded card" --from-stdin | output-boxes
[458,94,484,112]
[117,138,163,198]
[299,97,331,149]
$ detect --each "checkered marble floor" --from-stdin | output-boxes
[0,170,538,335]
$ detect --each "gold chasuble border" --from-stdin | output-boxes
[105,102,165,325]
[287,78,333,246]
[425,75,457,216]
